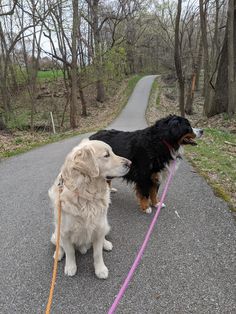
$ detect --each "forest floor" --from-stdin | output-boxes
[146,77,236,213]
[0,75,142,158]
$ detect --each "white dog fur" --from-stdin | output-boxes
[49,139,131,279]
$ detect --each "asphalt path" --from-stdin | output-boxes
[0,76,235,313]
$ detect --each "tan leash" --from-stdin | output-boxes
[45,179,63,314]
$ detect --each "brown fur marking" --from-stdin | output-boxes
[150,185,159,206]
[135,185,150,211]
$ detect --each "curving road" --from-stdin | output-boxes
[0,76,235,313]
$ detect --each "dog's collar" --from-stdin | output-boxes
[58,175,64,193]
[161,140,182,160]
[58,175,108,201]
[58,175,80,196]
[161,139,174,152]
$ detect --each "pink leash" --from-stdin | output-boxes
[108,160,177,314]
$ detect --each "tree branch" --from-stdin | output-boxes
[0,0,18,16]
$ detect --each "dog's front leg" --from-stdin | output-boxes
[93,234,108,279]
[150,174,166,208]
[61,236,77,276]
[150,183,160,206]
[135,184,152,214]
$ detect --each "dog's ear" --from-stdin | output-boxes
[73,145,99,178]
[61,146,99,191]
[61,155,80,191]
[167,117,182,138]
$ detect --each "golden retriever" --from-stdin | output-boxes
[49,139,131,278]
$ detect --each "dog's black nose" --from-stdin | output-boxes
[124,159,132,168]
[200,129,204,135]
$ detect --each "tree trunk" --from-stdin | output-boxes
[208,1,236,117]
[174,0,185,117]
[195,39,203,91]
[210,29,228,115]
[78,78,87,116]
[185,73,196,115]
[93,0,105,102]
[0,22,11,115]
[70,0,79,128]
[29,18,38,132]
[9,60,18,92]
[0,75,11,114]
[199,0,212,116]
[126,18,136,75]
[227,0,236,116]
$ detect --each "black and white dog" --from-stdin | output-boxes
[90,115,203,213]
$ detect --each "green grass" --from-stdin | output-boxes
[13,68,64,84]
[186,128,236,210]
[187,129,236,181]
[6,111,31,130]
[125,75,143,96]
[37,70,64,81]
[146,77,160,113]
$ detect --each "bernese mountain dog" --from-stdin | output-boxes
[90,115,203,214]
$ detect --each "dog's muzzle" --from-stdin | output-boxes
[124,159,132,168]
[192,128,204,138]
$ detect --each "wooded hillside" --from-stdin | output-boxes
[0,0,235,132]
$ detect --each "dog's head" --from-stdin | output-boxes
[155,115,203,147]
[61,139,131,191]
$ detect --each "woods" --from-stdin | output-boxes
[0,0,235,132]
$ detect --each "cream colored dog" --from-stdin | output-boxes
[49,139,131,279]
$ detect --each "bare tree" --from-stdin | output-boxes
[199,0,212,115]
[43,0,87,128]
[210,0,236,117]
[0,0,18,16]
[174,0,185,117]
[227,0,236,116]
[70,0,79,128]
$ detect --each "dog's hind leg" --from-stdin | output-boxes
[103,238,113,251]
[150,184,166,209]
[150,174,166,208]
[150,184,159,206]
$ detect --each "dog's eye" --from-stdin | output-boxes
[104,152,110,158]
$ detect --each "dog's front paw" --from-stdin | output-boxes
[95,265,109,279]
[64,263,77,276]
[145,206,152,214]
[103,239,113,251]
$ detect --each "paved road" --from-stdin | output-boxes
[0,76,235,314]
